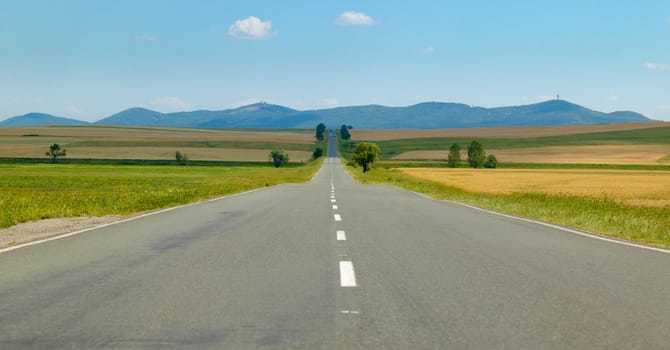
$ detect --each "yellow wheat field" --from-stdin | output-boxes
[394,145,670,165]
[400,168,670,207]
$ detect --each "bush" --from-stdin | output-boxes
[175,150,189,165]
[270,150,289,168]
[45,144,67,163]
[313,147,324,159]
[484,154,498,168]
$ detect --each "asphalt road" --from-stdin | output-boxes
[1,135,669,349]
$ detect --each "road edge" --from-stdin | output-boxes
[0,186,270,255]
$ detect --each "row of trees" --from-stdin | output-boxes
[448,141,497,168]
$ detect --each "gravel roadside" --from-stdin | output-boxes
[0,216,123,250]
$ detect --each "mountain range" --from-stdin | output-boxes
[0,100,651,129]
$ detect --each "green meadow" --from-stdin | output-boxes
[0,160,322,229]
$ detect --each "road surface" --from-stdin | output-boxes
[1,135,669,349]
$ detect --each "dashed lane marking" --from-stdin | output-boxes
[334,214,342,221]
[332,205,339,210]
[339,261,357,287]
[337,230,346,241]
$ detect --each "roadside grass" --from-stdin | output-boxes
[341,126,670,159]
[345,163,670,248]
[0,159,323,229]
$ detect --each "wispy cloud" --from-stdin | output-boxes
[66,104,86,117]
[335,11,379,26]
[228,16,276,40]
[642,61,670,71]
[136,34,158,42]
[320,98,340,108]
[149,97,193,111]
[422,46,435,54]
[607,95,619,101]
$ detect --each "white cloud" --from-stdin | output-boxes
[228,16,276,40]
[336,11,379,26]
[422,46,435,54]
[66,104,86,117]
[667,16,670,24]
[642,61,670,71]
[607,95,619,101]
[149,97,193,111]
[320,98,341,108]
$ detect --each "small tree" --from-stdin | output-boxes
[270,150,289,168]
[315,123,326,141]
[447,143,461,168]
[175,150,189,165]
[340,124,351,140]
[45,143,66,163]
[484,154,498,169]
[467,140,486,168]
[313,147,324,159]
[351,142,380,173]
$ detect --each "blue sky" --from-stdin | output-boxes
[1,0,669,122]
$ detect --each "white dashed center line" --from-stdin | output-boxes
[334,214,342,221]
[331,199,336,203]
[337,230,346,241]
[339,261,357,287]
[332,205,338,210]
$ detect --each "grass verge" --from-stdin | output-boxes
[345,163,670,249]
[0,159,323,229]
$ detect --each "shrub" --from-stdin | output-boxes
[270,150,289,168]
[484,154,498,168]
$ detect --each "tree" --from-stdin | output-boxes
[270,150,289,168]
[467,140,486,168]
[45,143,66,163]
[447,143,461,168]
[484,154,498,169]
[312,147,324,159]
[351,142,380,173]
[340,124,351,140]
[315,123,326,141]
[175,150,189,165]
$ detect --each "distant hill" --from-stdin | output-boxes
[0,113,89,127]
[1,100,652,129]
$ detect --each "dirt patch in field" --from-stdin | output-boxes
[394,145,670,165]
[400,168,670,207]
[353,122,668,141]
[0,216,122,249]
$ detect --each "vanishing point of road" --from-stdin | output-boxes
[1,136,669,349]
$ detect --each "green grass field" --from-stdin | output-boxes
[0,160,322,229]
[341,126,670,159]
[345,164,670,248]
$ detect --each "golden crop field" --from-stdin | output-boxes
[400,168,670,207]
[353,122,668,141]
[0,126,316,161]
[394,145,670,165]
